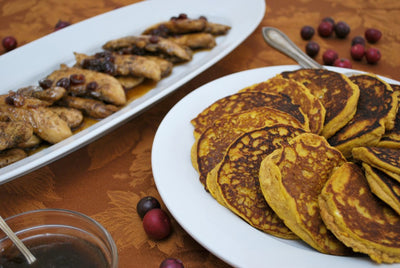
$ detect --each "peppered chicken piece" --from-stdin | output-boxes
[102,35,193,63]
[168,33,216,49]
[3,86,67,109]
[142,14,230,36]
[0,148,27,168]
[0,121,33,151]
[74,52,163,81]
[58,96,119,119]
[48,107,83,129]
[0,105,72,144]
[46,64,126,106]
[17,134,41,149]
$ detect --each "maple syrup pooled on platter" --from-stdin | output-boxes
[0,234,109,268]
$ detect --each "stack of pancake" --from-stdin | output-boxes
[190,68,400,263]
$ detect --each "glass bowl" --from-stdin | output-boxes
[0,208,118,268]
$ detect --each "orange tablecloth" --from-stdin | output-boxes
[0,0,399,267]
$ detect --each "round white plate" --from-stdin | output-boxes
[152,65,400,268]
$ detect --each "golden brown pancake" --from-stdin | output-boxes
[240,76,325,134]
[207,125,305,239]
[319,162,400,263]
[280,68,359,138]
[259,133,350,255]
[378,84,400,148]
[352,146,400,182]
[362,163,400,215]
[328,74,399,158]
[191,91,309,139]
[191,107,304,189]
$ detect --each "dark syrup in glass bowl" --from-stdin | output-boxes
[0,234,109,268]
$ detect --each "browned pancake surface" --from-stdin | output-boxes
[191,91,308,138]
[280,68,359,138]
[319,162,400,263]
[215,125,305,238]
[328,74,398,158]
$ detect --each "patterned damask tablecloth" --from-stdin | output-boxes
[0,0,399,267]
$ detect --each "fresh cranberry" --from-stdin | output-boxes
[333,58,352,68]
[2,36,17,51]
[300,26,315,40]
[351,36,366,47]
[305,41,320,58]
[318,21,334,37]
[365,48,381,64]
[143,209,171,240]
[365,28,382,43]
[55,20,71,31]
[137,196,161,218]
[350,44,365,61]
[160,258,184,268]
[334,21,350,38]
[322,49,338,65]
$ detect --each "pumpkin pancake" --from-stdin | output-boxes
[319,162,400,263]
[191,91,309,139]
[352,146,400,182]
[191,107,304,189]
[240,76,325,134]
[259,133,350,255]
[207,125,305,239]
[328,74,399,158]
[362,163,400,215]
[280,68,359,138]
[378,84,400,148]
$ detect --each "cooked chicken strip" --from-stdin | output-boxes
[0,148,27,168]
[168,33,216,49]
[48,107,83,129]
[143,17,207,36]
[116,76,144,89]
[144,56,173,77]
[103,35,192,63]
[0,105,72,144]
[4,90,52,108]
[18,134,41,149]
[204,22,231,35]
[0,121,33,151]
[17,86,67,103]
[58,96,119,119]
[46,65,126,106]
[143,15,230,36]
[74,52,162,81]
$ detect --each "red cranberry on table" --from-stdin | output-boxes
[365,28,382,43]
[305,41,320,57]
[318,21,334,37]
[160,258,184,268]
[300,26,315,40]
[322,49,338,65]
[333,58,352,68]
[350,44,365,61]
[365,48,381,64]
[334,21,350,38]
[143,208,171,240]
[137,196,161,218]
[2,36,17,51]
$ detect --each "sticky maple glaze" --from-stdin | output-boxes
[25,79,157,156]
